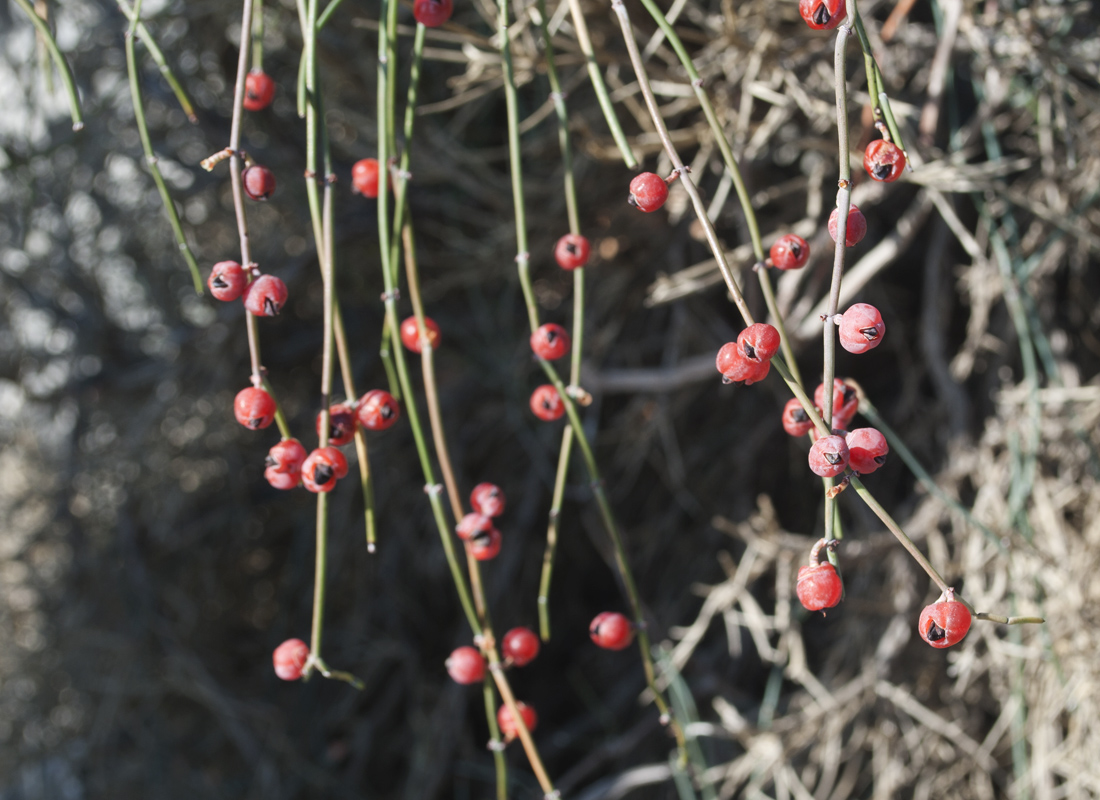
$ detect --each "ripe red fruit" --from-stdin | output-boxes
[445,646,485,684]
[796,540,843,611]
[413,0,453,27]
[589,611,634,650]
[838,303,885,354]
[234,387,276,430]
[814,378,859,426]
[717,344,770,385]
[845,427,889,474]
[530,385,565,421]
[265,438,307,490]
[470,483,505,518]
[456,512,493,541]
[799,0,846,29]
[863,139,906,183]
[351,158,385,198]
[628,172,669,213]
[468,527,502,561]
[782,398,815,437]
[497,701,538,740]
[208,260,247,301]
[502,627,540,666]
[356,389,400,431]
[242,164,276,201]
[918,592,972,648]
[769,234,810,270]
[828,204,867,247]
[316,403,357,446]
[273,638,310,680]
[530,323,571,360]
[808,435,850,477]
[554,234,590,270]
[400,315,441,353]
[243,70,276,111]
[301,446,348,493]
[243,274,288,317]
[737,323,781,363]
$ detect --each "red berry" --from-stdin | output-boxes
[243,70,276,111]
[628,172,669,213]
[769,234,810,270]
[589,611,634,650]
[356,389,400,431]
[781,398,815,437]
[316,403,357,446]
[737,323,781,363]
[918,593,972,648]
[828,204,867,247]
[554,233,591,270]
[502,627,540,666]
[208,260,247,301]
[456,512,493,541]
[468,527,502,561]
[530,385,565,421]
[445,646,485,684]
[497,701,537,740]
[242,164,276,201]
[234,387,276,430]
[470,483,505,518]
[845,428,888,474]
[808,435,849,477]
[351,158,386,198]
[273,638,310,680]
[797,563,843,611]
[413,0,453,27]
[838,303,885,354]
[799,0,846,29]
[863,139,906,183]
[243,274,288,317]
[530,323,571,360]
[400,315,441,353]
[718,346,770,385]
[265,438,307,490]
[814,379,858,425]
[301,446,348,493]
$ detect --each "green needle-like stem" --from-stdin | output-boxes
[115,0,197,122]
[13,0,83,131]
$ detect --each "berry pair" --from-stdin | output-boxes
[314,390,401,446]
[265,438,307,489]
[208,264,289,317]
[456,482,506,561]
[715,323,781,385]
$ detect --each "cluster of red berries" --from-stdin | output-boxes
[208,261,288,316]
[715,323,781,385]
[456,483,507,560]
[779,379,890,477]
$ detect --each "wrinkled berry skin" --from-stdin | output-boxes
[554,234,591,270]
[400,315,441,353]
[828,205,868,247]
[470,483,505,518]
[838,303,885,354]
[413,0,453,27]
[864,139,906,183]
[456,512,493,541]
[502,627,540,666]
[445,646,485,684]
[799,0,846,29]
[351,158,384,198]
[814,379,859,428]
[301,446,348,493]
[243,70,276,111]
[770,234,810,270]
[208,260,247,301]
[918,597,972,648]
[243,164,277,201]
[356,389,400,431]
[845,427,889,474]
[273,638,310,680]
[234,387,277,430]
[265,438,307,490]
[243,274,288,317]
[796,563,843,611]
[808,435,850,477]
[530,385,565,421]
[316,403,357,446]
[782,398,816,437]
[628,172,669,213]
[497,701,538,740]
[589,612,635,650]
[531,323,571,360]
[468,526,502,561]
[737,323,781,363]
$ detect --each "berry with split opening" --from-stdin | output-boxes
[351,158,387,198]
[243,70,276,111]
[918,592,971,648]
[838,303,885,354]
[235,387,276,430]
[628,172,669,213]
[413,0,453,27]
[717,345,771,385]
[828,204,867,247]
[808,435,849,477]
[265,438,307,490]
[864,139,906,183]
[799,0,846,29]
[468,526,502,561]
[243,274,288,317]
[316,403,357,447]
[445,646,485,684]
[530,385,565,421]
[796,539,843,611]
[243,164,276,201]
[456,512,493,541]
[737,323,781,364]
[400,315,441,353]
[782,398,816,437]
[814,378,859,428]
[470,483,505,518]
[845,427,889,474]
[497,701,538,740]
[769,234,810,270]
[589,611,635,650]
[531,323,571,360]
[208,260,247,301]
[301,446,348,493]
[502,627,540,666]
[356,389,400,431]
[554,233,590,270]
[273,638,310,680]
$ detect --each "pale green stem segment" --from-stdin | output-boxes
[116,0,197,122]
[13,0,83,131]
[252,0,264,70]
[317,0,350,29]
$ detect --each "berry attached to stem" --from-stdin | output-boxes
[530,323,571,360]
[243,274,288,317]
[400,315,441,353]
[769,234,810,270]
[445,646,486,684]
[208,260,247,301]
[838,303,885,354]
[828,204,867,247]
[470,483,505,517]
[243,70,276,111]
[301,446,348,493]
[799,0,846,29]
[242,164,277,201]
[497,701,538,741]
[351,158,385,198]
[530,385,565,421]
[265,438,307,490]
[796,539,843,612]
[845,427,889,474]
[234,387,276,430]
[356,389,400,431]
[273,638,310,680]
[589,612,635,650]
[501,627,540,666]
[918,589,972,648]
[413,0,453,27]
[316,403,357,446]
[554,233,591,270]
[627,172,669,213]
[808,435,850,477]
[863,139,907,183]
[782,398,815,437]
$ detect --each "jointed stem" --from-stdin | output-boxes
[13,0,83,131]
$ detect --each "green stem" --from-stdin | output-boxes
[115,0,197,122]
[13,0,83,131]
[252,0,264,71]
[482,677,508,800]
[317,0,350,29]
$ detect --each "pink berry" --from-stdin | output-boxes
[838,303,885,354]
[530,323,571,360]
[497,701,538,740]
[301,446,348,493]
[208,260,247,301]
[445,646,486,684]
[781,398,815,437]
[502,627,540,666]
[470,483,505,518]
[808,435,849,477]
[243,164,276,201]
[468,527,502,561]
[234,387,276,430]
[243,70,276,111]
[918,593,971,648]
[554,234,590,270]
[589,612,634,650]
[273,638,310,680]
[265,438,307,490]
[356,389,400,431]
[719,348,770,385]
[828,204,867,247]
[456,512,493,541]
[814,379,859,426]
[863,139,906,183]
[796,563,843,611]
[243,274,288,317]
[413,0,453,27]
[316,403,357,446]
[845,427,888,474]
[400,315,441,353]
[737,323,781,363]
[769,234,810,270]
[799,0,846,28]
[628,172,669,213]
[530,385,565,421]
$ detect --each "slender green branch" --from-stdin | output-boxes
[116,0,197,122]
[252,0,265,71]
[317,0,351,29]
[13,0,83,131]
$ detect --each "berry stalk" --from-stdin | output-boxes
[115,0,198,123]
[12,0,83,131]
